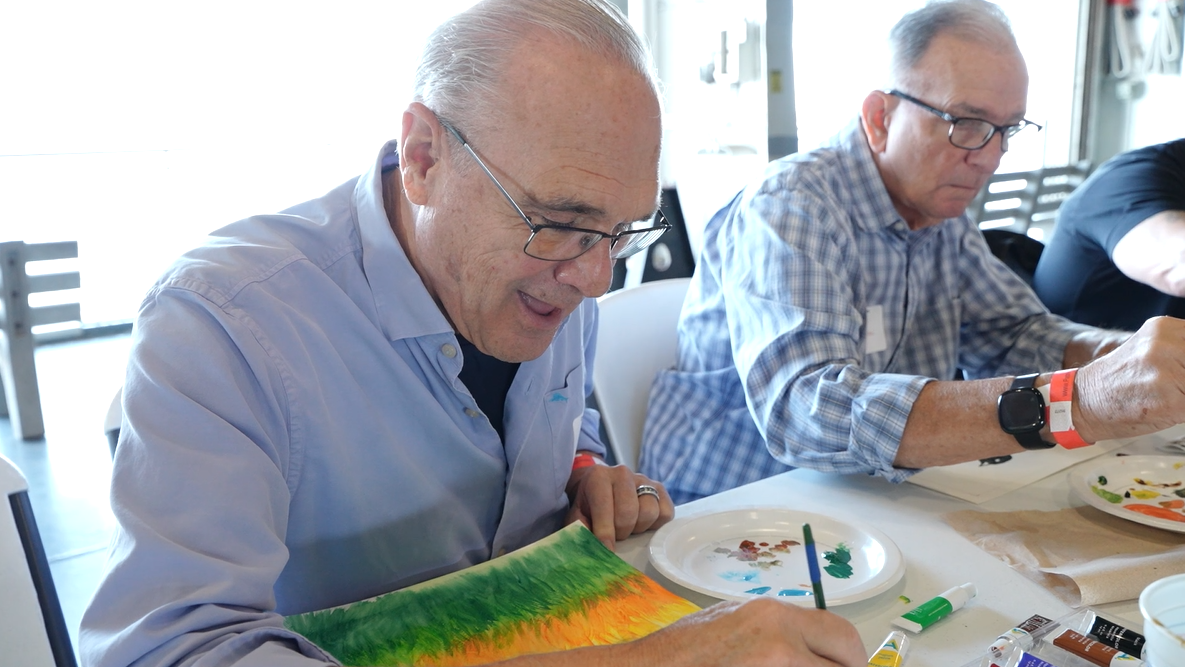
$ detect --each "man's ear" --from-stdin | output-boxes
[861,91,892,154]
[400,102,443,206]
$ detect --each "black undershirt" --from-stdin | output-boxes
[456,335,520,441]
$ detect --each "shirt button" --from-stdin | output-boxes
[441,344,457,358]
[464,408,480,418]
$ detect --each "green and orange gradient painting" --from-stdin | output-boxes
[284,522,699,666]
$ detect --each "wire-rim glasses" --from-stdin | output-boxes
[886,89,1042,152]
[436,117,670,262]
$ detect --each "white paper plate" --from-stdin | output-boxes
[647,507,904,606]
[1070,455,1185,533]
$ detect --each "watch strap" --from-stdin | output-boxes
[1003,373,1055,450]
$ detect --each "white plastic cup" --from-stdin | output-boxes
[1139,573,1185,667]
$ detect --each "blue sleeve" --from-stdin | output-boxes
[79,286,338,667]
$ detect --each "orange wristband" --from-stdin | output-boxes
[1048,369,1091,449]
[572,453,607,470]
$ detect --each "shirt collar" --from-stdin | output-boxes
[830,118,914,236]
[354,140,455,342]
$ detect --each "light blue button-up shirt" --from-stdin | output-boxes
[80,141,605,667]
[640,121,1090,503]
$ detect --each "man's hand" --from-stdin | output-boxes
[565,462,674,550]
[619,599,867,667]
[1075,316,1185,442]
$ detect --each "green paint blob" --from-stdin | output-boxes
[898,595,911,604]
[1091,484,1123,504]
[822,543,853,579]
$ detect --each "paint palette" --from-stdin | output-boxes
[1070,455,1185,533]
[647,507,904,606]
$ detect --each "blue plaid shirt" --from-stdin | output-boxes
[639,121,1091,503]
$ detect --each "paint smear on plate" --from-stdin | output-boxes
[1092,484,1123,504]
[777,589,811,597]
[823,543,853,579]
[719,571,760,583]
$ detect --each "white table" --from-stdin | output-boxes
[616,453,1148,667]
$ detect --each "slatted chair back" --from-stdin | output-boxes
[967,161,1092,234]
[1028,161,1092,230]
[0,241,81,440]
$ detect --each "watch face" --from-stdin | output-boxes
[998,389,1046,434]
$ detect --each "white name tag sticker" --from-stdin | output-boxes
[864,305,888,354]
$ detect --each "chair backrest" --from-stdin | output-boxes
[592,277,692,470]
[966,161,1091,234]
[0,240,82,440]
[0,455,77,667]
[982,229,1045,287]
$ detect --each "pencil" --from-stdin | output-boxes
[802,523,826,609]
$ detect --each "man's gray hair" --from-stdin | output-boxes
[889,0,1018,84]
[414,0,659,134]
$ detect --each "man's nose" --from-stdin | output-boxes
[967,131,1007,171]
[555,241,614,297]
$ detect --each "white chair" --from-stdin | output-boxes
[593,277,692,470]
[0,454,78,667]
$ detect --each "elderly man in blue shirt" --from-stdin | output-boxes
[79,1,868,667]
[641,0,1185,504]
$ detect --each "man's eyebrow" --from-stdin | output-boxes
[521,192,606,218]
[951,101,1025,123]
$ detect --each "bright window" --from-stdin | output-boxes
[1,1,478,325]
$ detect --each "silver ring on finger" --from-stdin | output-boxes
[636,484,660,500]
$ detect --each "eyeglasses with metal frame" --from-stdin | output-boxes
[435,116,671,262]
[885,89,1042,152]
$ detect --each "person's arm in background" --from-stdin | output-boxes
[1111,210,1185,296]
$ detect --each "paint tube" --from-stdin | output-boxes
[986,614,1059,661]
[1005,650,1060,667]
[1048,629,1144,667]
[1086,613,1146,658]
[891,582,976,633]
[867,630,909,667]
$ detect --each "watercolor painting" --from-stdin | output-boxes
[283,523,699,666]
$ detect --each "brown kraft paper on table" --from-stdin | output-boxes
[943,506,1185,606]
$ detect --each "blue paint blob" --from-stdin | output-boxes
[777,589,810,597]
[719,571,760,583]
[744,586,772,595]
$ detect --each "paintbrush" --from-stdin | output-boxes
[802,523,826,610]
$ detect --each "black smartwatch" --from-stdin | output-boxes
[997,373,1055,450]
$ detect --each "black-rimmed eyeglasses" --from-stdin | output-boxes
[886,89,1042,152]
[436,118,670,262]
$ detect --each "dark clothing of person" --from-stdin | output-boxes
[1033,139,1185,330]
[457,336,520,441]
